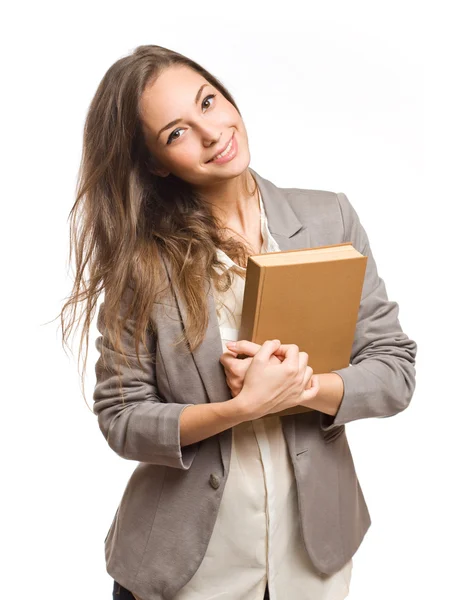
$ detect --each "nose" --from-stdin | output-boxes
[202,130,222,148]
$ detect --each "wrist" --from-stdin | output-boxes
[306,372,344,416]
[226,391,257,422]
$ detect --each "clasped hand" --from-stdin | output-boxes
[219,339,316,398]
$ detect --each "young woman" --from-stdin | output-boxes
[61,45,418,600]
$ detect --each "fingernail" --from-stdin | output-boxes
[226,341,237,348]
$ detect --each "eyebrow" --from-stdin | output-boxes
[156,83,210,141]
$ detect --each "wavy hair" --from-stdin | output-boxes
[58,44,259,407]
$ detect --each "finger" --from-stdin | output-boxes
[298,352,309,376]
[219,351,240,367]
[274,345,308,368]
[268,342,300,368]
[226,340,262,356]
[253,339,285,362]
[272,343,304,356]
[304,373,315,390]
[302,374,320,401]
[225,348,238,357]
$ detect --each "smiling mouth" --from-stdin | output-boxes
[206,133,234,163]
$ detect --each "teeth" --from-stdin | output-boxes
[212,136,233,160]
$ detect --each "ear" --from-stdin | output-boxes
[146,154,170,178]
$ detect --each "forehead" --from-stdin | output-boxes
[140,66,209,135]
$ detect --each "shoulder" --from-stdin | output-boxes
[253,170,360,241]
[280,185,340,212]
[279,185,349,237]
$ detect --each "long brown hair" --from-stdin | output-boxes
[58,44,259,407]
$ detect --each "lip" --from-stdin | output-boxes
[206,133,236,164]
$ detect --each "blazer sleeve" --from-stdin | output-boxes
[93,292,199,469]
[320,192,418,431]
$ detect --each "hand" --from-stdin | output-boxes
[219,340,282,398]
[219,339,318,401]
[222,339,320,419]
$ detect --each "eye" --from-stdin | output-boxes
[166,94,216,145]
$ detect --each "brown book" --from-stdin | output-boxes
[238,242,367,417]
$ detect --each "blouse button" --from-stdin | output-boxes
[209,473,221,489]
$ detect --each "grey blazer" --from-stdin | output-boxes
[93,168,418,600]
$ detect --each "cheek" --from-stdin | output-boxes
[169,143,200,168]
[232,116,248,144]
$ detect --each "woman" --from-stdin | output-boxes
[60,45,418,600]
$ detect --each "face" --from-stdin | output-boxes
[139,65,251,188]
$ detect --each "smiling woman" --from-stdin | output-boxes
[59,43,417,600]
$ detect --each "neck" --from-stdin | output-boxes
[196,169,259,232]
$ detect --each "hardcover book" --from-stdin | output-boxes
[238,242,367,417]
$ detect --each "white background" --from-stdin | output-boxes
[2,1,454,598]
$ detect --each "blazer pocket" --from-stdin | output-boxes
[322,424,345,444]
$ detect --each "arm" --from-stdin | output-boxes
[93,296,198,469]
[180,401,247,447]
[320,192,418,431]
[93,289,249,467]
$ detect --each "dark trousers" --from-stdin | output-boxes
[113,579,271,599]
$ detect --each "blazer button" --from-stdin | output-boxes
[209,473,220,489]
